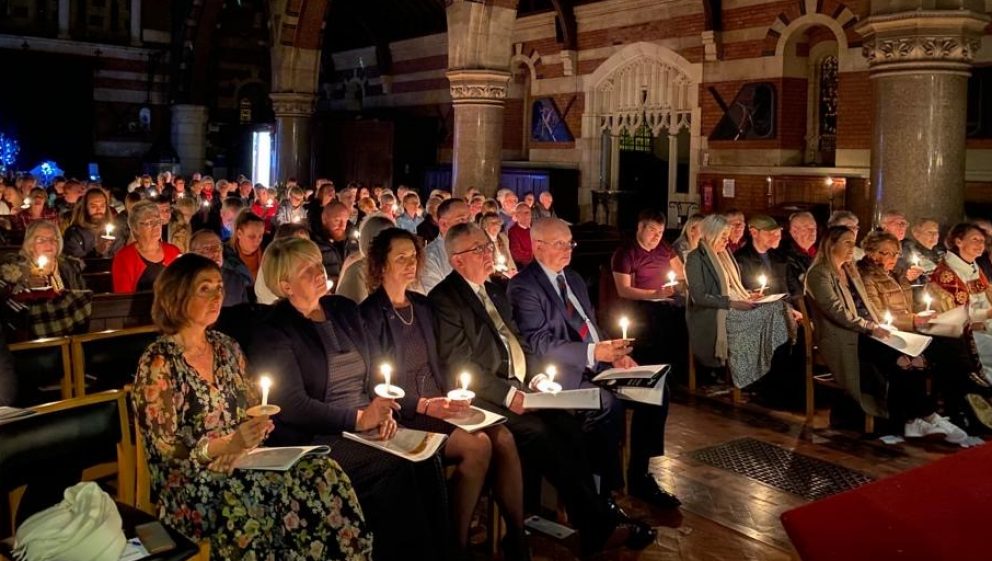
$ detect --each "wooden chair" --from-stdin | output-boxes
[87,291,154,331]
[0,390,200,560]
[71,325,159,396]
[9,336,73,405]
[799,296,874,433]
[82,270,113,294]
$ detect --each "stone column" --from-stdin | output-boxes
[270,92,316,186]
[170,104,208,176]
[447,70,510,197]
[57,0,70,39]
[857,7,989,226]
[130,0,142,45]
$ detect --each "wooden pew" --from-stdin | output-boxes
[71,325,159,396]
[86,291,154,331]
[8,337,73,406]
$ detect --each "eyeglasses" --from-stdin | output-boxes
[191,244,223,255]
[877,250,902,258]
[536,240,577,251]
[137,219,160,229]
[33,236,58,245]
[453,241,496,256]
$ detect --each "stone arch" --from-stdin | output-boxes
[580,42,703,222]
[759,0,859,64]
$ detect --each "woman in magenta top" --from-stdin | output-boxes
[112,200,181,293]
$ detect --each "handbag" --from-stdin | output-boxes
[13,481,126,561]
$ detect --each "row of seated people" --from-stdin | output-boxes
[659,206,991,444]
[121,214,678,561]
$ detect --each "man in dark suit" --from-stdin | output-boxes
[428,223,654,555]
[508,217,681,509]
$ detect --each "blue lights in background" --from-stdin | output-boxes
[0,132,19,173]
[29,160,64,185]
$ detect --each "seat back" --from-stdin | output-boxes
[87,292,154,331]
[71,326,159,395]
[82,270,113,294]
[0,390,134,532]
[9,337,73,406]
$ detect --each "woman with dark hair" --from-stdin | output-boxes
[359,228,528,560]
[807,226,969,442]
[246,237,451,561]
[133,254,371,560]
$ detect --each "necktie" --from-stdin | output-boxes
[478,287,527,383]
[557,274,590,341]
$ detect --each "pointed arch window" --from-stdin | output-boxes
[817,55,838,154]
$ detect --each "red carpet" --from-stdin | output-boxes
[781,442,992,561]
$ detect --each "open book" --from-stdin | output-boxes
[872,328,932,358]
[343,427,447,462]
[918,306,969,338]
[445,406,507,433]
[522,387,600,410]
[233,445,331,471]
[592,365,670,406]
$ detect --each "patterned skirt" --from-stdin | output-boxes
[725,300,791,388]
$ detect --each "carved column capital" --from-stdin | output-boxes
[446,69,511,106]
[269,92,317,117]
[856,11,989,75]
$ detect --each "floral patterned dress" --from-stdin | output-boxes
[133,331,373,561]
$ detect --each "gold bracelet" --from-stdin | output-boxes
[193,438,211,464]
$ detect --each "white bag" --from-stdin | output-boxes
[13,482,125,561]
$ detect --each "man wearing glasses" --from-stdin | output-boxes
[428,222,655,556]
[508,217,681,510]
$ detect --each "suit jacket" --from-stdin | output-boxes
[360,287,447,419]
[245,296,375,446]
[507,262,600,390]
[428,271,537,407]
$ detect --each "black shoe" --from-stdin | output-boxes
[628,474,682,509]
[620,518,656,550]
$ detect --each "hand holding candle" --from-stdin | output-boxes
[247,375,281,416]
[102,223,116,240]
[536,365,562,394]
[757,273,768,293]
[664,270,677,287]
[35,255,49,270]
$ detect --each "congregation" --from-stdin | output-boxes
[3,170,992,560]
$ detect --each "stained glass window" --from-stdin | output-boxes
[619,125,652,153]
[818,56,838,153]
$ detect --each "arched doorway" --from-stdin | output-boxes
[581,42,702,227]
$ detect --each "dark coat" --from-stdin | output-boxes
[776,241,815,299]
[734,242,788,295]
[359,287,447,419]
[245,296,375,446]
[221,245,255,308]
[427,271,538,407]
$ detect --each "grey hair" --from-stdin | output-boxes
[788,211,815,225]
[127,200,160,232]
[358,215,395,256]
[827,210,858,227]
[699,214,730,246]
[444,222,483,260]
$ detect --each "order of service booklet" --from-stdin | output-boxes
[444,406,507,433]
[521,387,601,410]
[343,427,447,462]
[233,445,331,471]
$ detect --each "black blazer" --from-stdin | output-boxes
[245,295,374,446]
[427,271,537,408]
[734,242,788,295]
[359,287,447,420]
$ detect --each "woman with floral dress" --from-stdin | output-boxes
[133,253,372,561]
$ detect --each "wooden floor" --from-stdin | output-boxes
[524,392,970,561]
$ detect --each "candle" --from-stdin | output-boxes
[292,216,301,223]
[102,223,116,240]
[537,365,562,394]
[923,292,933,313]
[666,271,677,287]
[883,311,894,329]
[266,200,274,208]
[259,375,272,406]
[392,204,400,214]
[326,279,334,292]
[177,192,184,199]
[148,189,157,198]
[374,363,405,399]
[21,199,31,209]
[757,274,768,292]
[201,200,210,208]
[352,230,360,240]
[495,253,507,272]
[447,371,476,402]
[36,255,49,269]
[619,316,630,340]
[912,253,920,267]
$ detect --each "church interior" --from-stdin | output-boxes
[1,0,991,559]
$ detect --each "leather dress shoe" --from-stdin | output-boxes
[619,518,656,550]
[628,474,682,509]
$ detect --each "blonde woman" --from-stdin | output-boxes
[685,214,791,388]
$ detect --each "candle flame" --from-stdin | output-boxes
[36,255,49,268]
[758,274,767,287]
[381,364,392,387]
[460,371,470,391]
[547,365,557,383]
[619,316,630,330]
[105,224,115,235]
[259,376,271,391]
[884,311,893,326]
[326,279,334,292]
[667,271,676,282]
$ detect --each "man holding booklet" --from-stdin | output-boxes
[429,222,656,556]
[508,217,680,509]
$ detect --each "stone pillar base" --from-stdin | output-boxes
[270,92,317,187]
[170,104,208,176]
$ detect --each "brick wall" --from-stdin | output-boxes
[701,77,807,150]
[836,71,872,150]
